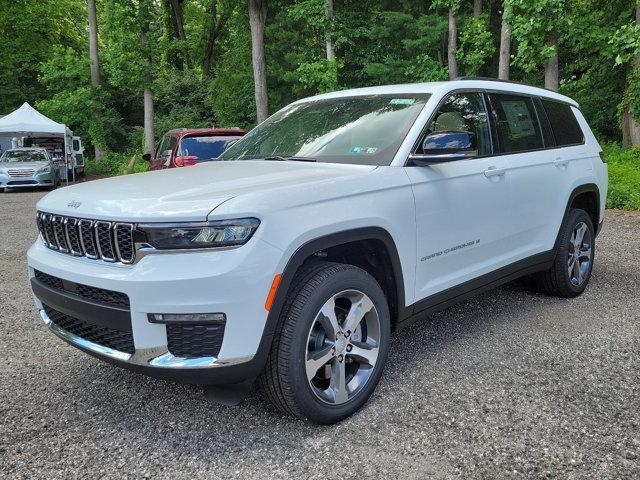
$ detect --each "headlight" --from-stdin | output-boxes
[137,218,260,250]
[38,166,51,173]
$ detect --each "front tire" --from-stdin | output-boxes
[535,208,595,297]
[258,261,391,424]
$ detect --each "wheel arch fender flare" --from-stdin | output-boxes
[264,226,407,338]
[555,183,601,250]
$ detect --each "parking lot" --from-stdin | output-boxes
[0,189,638,479]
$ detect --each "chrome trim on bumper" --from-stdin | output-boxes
[39,309,253,369]
[39,308,131,362]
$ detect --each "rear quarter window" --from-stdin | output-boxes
[541,100,585,146]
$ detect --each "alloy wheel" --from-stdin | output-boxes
[567,221,592,286]
[305,289,380,405]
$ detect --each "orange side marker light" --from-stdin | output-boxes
[265,274,282,311]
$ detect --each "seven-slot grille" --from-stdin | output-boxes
[37,212,135,264]
[8,168,35,177]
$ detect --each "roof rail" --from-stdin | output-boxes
[454,76,556,92]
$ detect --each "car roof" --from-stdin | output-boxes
[293,79,579,107]
[166,128,246,138]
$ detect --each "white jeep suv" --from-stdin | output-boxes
[28,79,608,424]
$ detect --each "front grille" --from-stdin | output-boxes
[8,169,35,177]
[75,283,130,308]
[167,323,225,358]
[34,269,130,308]
[37,212,135,264]
[7,180,38,185]
[34,270,63,290]
[44,304,134,354]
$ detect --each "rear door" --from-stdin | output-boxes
[487,93,581,257]
[406,91,515,302]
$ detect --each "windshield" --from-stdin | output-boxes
[220,94,430,166]
[177,136,242,162]
[1,150,48,163]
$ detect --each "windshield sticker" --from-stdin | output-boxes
[501,101,535,139]
[389,98,416,105]
[350,146,379,154]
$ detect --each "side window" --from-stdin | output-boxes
[542,100,584,146]
[72,139,80,151]
[156,134,177,159]
[489,94,543,153]
[422,92,492,156]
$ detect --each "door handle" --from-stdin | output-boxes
[554,157,569,168]
[483,166,506,178]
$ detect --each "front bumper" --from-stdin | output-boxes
[0,171,54,188]
[28,236,283,384]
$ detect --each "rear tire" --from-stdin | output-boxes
[258,261,391,424]
[535,208,595,298]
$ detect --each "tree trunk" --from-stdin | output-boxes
[203,1,231,76]
[622,4,640,147]
[473,0,482,19]
[143,87,155,154]
[87,0,104,163]
[249,0,269,123]
[447,8,457,80]
[140,2,155,155]
[88,0,100,86]
[325,0,335,61]
[544,31,559,91]
[498,1,511,80]
[169,0,191,69]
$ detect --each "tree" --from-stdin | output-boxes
[509,0,566,90]
[498,0,512,80]
[544,30,559,91]
[325,0,335,61]
[203,0,233,76]
[473,0,482,19]
[249,0,269,122]
[447,7,458,79]
[167,0,192,69]
[139,0,156,154]
[87,0,104,162]
[620,3,640,147]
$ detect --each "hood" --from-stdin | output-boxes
[37,160,377,222]
[1,161,49,170]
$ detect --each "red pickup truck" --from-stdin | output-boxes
[145,128,246,170]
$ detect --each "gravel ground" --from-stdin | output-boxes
[1,189,639,479]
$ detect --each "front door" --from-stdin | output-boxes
[405,91,514,303]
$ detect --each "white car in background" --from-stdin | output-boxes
[27,79,607,424]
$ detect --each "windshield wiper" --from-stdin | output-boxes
[263,155,317,162]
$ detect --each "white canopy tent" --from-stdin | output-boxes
[0,102,73,181]
[0,102,71,136]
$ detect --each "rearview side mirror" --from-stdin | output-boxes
[409,131,477,166]
[142,153,151,162]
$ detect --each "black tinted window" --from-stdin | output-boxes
[489,94,543,153]
[424,92,492,156]
[542,100,584,146]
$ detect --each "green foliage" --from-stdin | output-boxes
[0,0,85,113]
[508,0,567,73]
[0,0,639,191]
[457,15,496,76]
[603,143,640,209]
[84,150,147,177]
